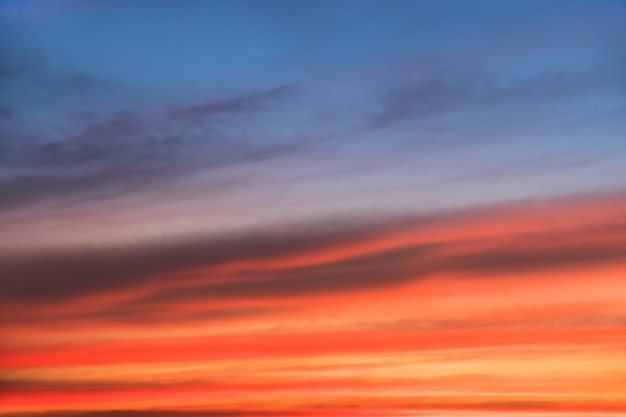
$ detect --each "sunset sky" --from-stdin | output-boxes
[1,0,626,416]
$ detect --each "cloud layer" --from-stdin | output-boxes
[1,1,626,416]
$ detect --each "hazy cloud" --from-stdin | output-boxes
[2,193,625,319]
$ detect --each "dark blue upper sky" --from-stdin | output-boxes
[1,0,625,248]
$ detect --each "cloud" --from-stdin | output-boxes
[0,33,301,214]
[367,58,626,139]
[0,214,407,304]
[1,22,624,219]
[141,243,437,304]
[2,191,625,329]
[0,91,303,213]
[133,225,626,306]
[170,85,292,120]
[445,241,626,276]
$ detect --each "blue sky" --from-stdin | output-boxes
[0,0,625,248]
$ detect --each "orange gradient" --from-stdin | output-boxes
[2,193,626,416]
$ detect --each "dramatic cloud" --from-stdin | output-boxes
[2,191,625,334]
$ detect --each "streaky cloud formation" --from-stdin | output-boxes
[1,0,625,416]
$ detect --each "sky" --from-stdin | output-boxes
[1,0,626,416]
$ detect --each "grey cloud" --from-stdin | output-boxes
[1,48,623,217]
[171,85,292,120]
[2,194,626,315]
[444,241,626,276]
[0,33,300,214]
[371,75,469,131]
[369,60,626,138]
[0,214,410,304]
[134,235,626,307]
[179,243,436,299]
[0,94,301,212]
[143,245,436,304]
